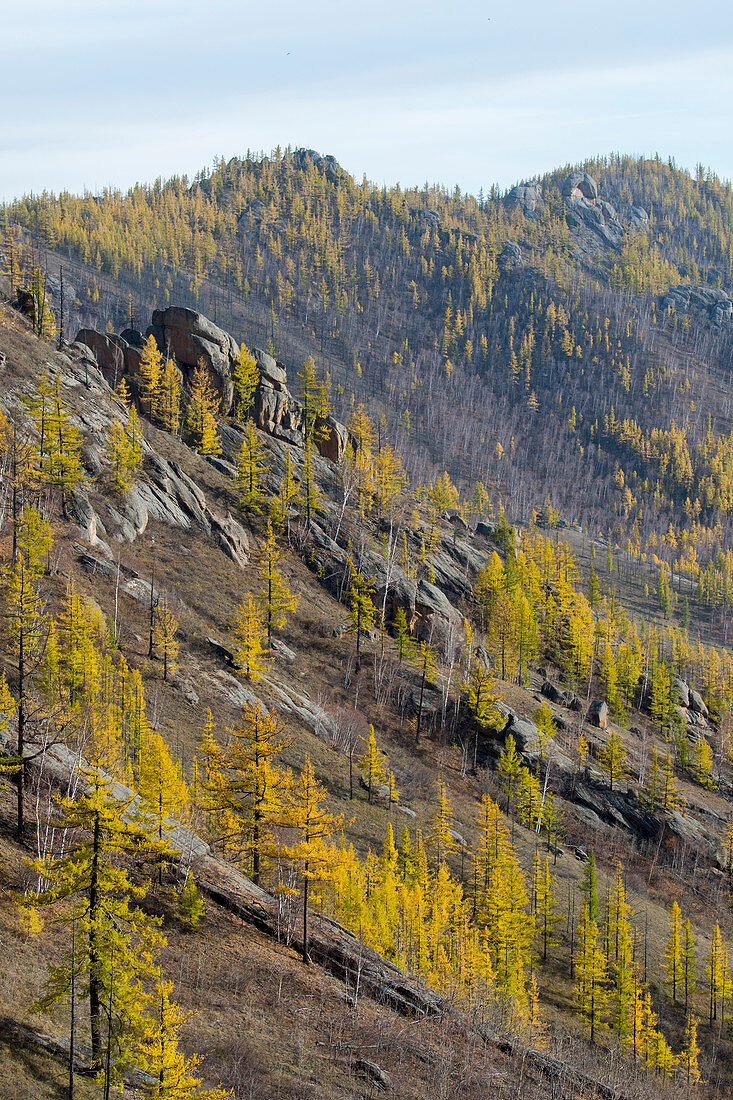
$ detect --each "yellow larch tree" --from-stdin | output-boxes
[284,754,343,964]
[236,420,269,512]
[185,360,221,456]
[220,702,290,885]
[255,519,298,648]
[153,598,180,681]
[357,724,388,803]
[231,595,267,681]
[137,979,232,1098]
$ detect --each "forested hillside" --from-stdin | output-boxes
[3,152,733,1097]
[5,150,733,553]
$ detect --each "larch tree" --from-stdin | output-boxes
[680,1012,702,1085]
[255,520,298,648]
[137,730,188,882]
[427,780,456,869]
[706,921,730,1026]
[464,663,502,770]
[236,420,269,513]
[346,571,375,671]
[357,725,388,804]
[284,754,343,964]
[220,702,290,885]
[3,553,47,838]
[600,728,627,790]
[185,360,221,456]
[270,449,298,539]
[137,979,231,1098]
[138,334,165,419]
[412,641,437,745]
[535,855,562,961]
[233,342,259,421]
[152,598,180,682]
[24,764,169,1073]
[156,356,182,435]
[231,595,267,681]
[496,733,523,819]
[580,850,599,924]
[574,911,609,1042]
[682,917,697,1013]
[663,900,683,1002]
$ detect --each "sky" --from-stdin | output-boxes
[2,0,733,201]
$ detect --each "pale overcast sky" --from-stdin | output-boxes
[2,0,732,201]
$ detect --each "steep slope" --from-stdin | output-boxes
[5,150,733,554]
[2,284,733,1095]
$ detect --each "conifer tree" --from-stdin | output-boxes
[693,734,715,788]
[392,607,414,662]
[236,421,269,512]
[185,360,221,456]
[137,980,231,1098]
[152,599,179,681]
[233,342,259,421]
[156,356,182,434]
[138,334,164,418]
[680,1012,702,1085]
[663,900,683,1002]
[284,754,343,964]
[580,851,599,924]
[24,764,169,1072]
[231,595,267,681]
[347,571,375,670]
[28,266,57,338]
[412,640,437,745]
[532,702,555,759]
[270,449,298,539]
[600,728,627,790]
[174,873,205,933]
[497,733,523,818]
[38,377,86,510]
[682,917,697,1014]
[428,781,456,868]
[255,520,298,648]
[357,725,388,803]
[706,921,730,1026]
[535,855,562,961]
[220,702,290,884]
[137,729,188,881]
[3,553,47,838]
[106,404,144,492]
[574,912,608,1042]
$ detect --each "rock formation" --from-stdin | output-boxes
[562,171,624,248]
[74,307,352,461]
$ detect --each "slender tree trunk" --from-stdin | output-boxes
[415,659,427,745]
[69,919,75,1100]
[16,614,25,841]
[89,815,102,1064]
[302,864,310,965]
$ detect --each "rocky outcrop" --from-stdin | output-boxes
[76,310,352,462]
[291,148,341,182]
[661,284,732,325]
[75,328,142,388]
[589,699,608,729]
[148,307,239,410]
[563,171,624,248]
[505,181,543,218]
[498,241,522,270]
